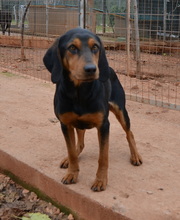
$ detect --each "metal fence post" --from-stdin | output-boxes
[79,0,86,28]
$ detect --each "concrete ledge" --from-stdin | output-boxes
[0,150,128,220]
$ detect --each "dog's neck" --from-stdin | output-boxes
[57,75,103,105]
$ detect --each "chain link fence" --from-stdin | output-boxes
[0,0,179,110]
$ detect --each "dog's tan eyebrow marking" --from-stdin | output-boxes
[88,38,98,48]
[69,38,82,49]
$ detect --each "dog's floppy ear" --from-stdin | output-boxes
[97,38,110,82]
[43,39,62,83]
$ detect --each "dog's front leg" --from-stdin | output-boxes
[60,128,85,169]
[61,124,79,184]
[91,120,110,192]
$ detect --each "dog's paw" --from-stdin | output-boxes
[60,157,69,169]
[130,153,143,166]
[91,178,107,192]
[61,172,78,185]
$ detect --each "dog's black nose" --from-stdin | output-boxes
[84,64,96,74]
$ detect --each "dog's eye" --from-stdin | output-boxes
[91,44,99,54]
[68,45,78,54]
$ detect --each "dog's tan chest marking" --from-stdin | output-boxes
[59,112,104,129]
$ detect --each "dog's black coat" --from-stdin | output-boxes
[43,28,142,191]
[44,28,128,126]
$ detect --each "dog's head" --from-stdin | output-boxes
[43,28,109,85]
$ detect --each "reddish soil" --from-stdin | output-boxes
[0,70,180,220]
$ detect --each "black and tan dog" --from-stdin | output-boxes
[0,10,12,35]
[43,28,142,191]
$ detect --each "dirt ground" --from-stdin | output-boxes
[0,70,180,220]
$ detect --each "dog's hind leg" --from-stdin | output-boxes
[60,128,85,168]
[7,23,11,36]
[109,68,142,165]
[1,23,5,35]
[76,128,85,155]
[109,103,142,165]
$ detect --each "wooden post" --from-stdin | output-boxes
[126,0,131,76]
[133,0,141,78]
[102,0,106,33]
[163,0,167,41]
[21,1,31,61]
[45,0,48,36]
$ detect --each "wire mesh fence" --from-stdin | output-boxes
[0,0,179,110]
